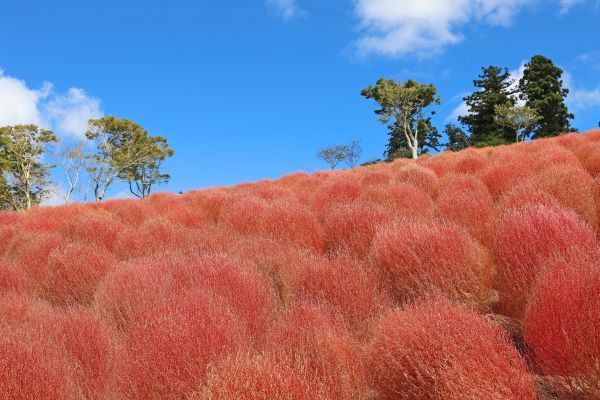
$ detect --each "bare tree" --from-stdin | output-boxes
[57,141,87,203]
[317,145,347,170]
[344,141,363,168]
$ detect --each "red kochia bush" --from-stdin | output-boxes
[0,262,32,295]
[60,210,125,251]
[51,308,116,400]
[524,258,600,399]
[391,164,438,197]
[280,254,390,337]
[95,254,276,338]
[525,164,598,229]
[494,205,598,320]
[371,219,493,307]
[323,200,390,258]
[435,175,494,246]
[41,243,116,306]
[114,217,191,260]
[361,182,434,219]
[367,297,537,400]
[115,290,246,400]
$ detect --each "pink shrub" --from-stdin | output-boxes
[183,187,229,221]
[391,164,438,197]
[435,175,494,245]
[6,231,64,282]
[60,210,125,251]
[263,302,370,399]
[371,219,494,307]
[0,262,33,295]
[41,243,116,306]
[479,150,535,199]
[114,290,246,400]
[323,200,390,258]
[367,296,537,400]
[313,174,362,215]
[524,258,600,399]
[52,309,116,400]
[494,204,597,320]
[280,254,390,337]
[114,217,191,260]
[525,164,597,229]
[361,182,434,219]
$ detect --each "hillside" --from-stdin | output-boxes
[1,130,600,399]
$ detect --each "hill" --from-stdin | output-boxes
[1,131,600,399]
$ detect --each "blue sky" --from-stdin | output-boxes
[1,0,599,199]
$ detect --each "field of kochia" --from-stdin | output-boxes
[1,131,600,400]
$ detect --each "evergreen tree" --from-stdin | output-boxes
[518,55,574,138]
[459,66,515,147]
[444,124,470,151]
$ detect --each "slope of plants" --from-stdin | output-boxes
[2,131,600,399]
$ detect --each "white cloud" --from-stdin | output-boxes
[0,68,103,138]
[354,0,585,57]
[265,0,306,21]
[567,87,600,111]
[43,88,102,139]
[559,0,585,13]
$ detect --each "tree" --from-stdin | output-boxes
[444,124,471,151]
[56,141,87,203]
[362,78,440,159]
[494,104,542,143]
[0,125,58,210]
[84,116,172,201]
[344,141,363,168]
[317,144,347,170]
[120,135,174,199]
[459,66,515,147]
[387,117,442,159]
[518,55,574,138]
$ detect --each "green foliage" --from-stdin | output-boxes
[85,116,173,201]
[518,55,574,138]
[362,78,440,159]
[459,66,515,147]
[0,125,58,210]
[387,118,442,159]
[444,124,471,151]
[494,104,542,142]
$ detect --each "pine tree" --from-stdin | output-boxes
[459,66,515,147]
[518,55,574,138]
[444,124,470,151]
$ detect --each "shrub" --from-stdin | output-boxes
[113,217,191,260]
[0,262,32,295]
[41,244,116,306]
[60,210,125,251]
[371,219,494,307]
[280,254,390,337]
[361,183,433,219]
[524,164,597,229]
[494,205,597,320]
[313,174,362,216]
[263,302,370,399]
[366,296,537,400]
[391,164,438,197]
[52,308,116,400]
[479,150,535,199]
[435,175,494,245]
[114,290,246,400]
[323,200,390,258]
[523,258,600,399]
